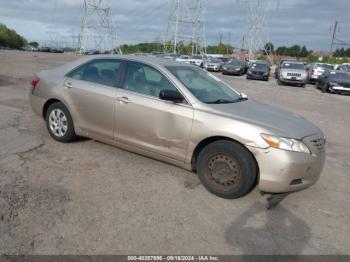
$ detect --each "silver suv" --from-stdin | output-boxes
[278,61,307,87]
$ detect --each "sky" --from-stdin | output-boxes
[0,0,349,51]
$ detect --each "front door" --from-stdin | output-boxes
[114,61,193,162]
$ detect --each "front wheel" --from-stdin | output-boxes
[45,102,77,143]
[196,141,257,199]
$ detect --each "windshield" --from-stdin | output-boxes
[250,63,267,70]
[228,60,243,66]
[166,66,242,104]
[207,58,221,63]
[329,72,350,81]
[282,63,305,70]
[317,64,334,70]
[191,55,203,60]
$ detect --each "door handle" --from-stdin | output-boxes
[65,82,73,89]
[117,96,131,104]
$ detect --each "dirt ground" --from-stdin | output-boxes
[0,50,349,255]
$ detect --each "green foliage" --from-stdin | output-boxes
[120,42,163,54]
[0,23,27,49]
[207,44,234,54]
[333,48,350,57]
[275,44,312,57]
[28,41,39,48]
[118,42,234,55]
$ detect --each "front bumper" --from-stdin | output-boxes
[280,77,306,85]
[330,86,350,93]
[248,134,326,193]
[223,69,242,75]
[206,66,220,72]
[247,73,269,80]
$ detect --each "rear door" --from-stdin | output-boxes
[114,61,194,161]
[64,59,122,140]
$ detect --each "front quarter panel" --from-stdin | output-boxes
[185,106,269,164]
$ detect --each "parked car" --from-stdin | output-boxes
[175,55,191,64]
[84,49,100,55]
[277,61,307,87]
[204,58,223,72]
[162,53,179,60]
[217,57,230,65]
[29,55,325,199]
[275,59,297,79]
[337,64,350,72]
[222,60,247,75]
[189,55,204,67]
[316,70,350,94]
[308,63,334,83]
[246,62,270,81]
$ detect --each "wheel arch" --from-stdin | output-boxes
[190,136,260,185]
[42,98,61,119]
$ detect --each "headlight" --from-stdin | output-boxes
[223,67,227,70]
[261,134,311,154]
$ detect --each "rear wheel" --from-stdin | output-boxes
[196,141,257,199]
[45,102,77,143]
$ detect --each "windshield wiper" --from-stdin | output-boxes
[206,99,236,104]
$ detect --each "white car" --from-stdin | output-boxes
[175,55,191,64]
[189,55,204,67]
[308,63,334,83]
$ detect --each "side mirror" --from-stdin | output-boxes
[159,89,184,103]
[240,93,248,99]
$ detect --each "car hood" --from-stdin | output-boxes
[209,100,321,139]
[331,80,350,87]
[207,63,221,66]
[250,68,267,73]
[226,65,242,69]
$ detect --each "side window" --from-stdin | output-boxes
[123,62,178,98]
[67,65,86,80]
[68,59,121,87]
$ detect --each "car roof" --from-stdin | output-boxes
[70,54,194,68]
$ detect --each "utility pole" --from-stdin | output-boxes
[330,21,338,53]
[245,0,278,61]
[165,0,206,55]
[78,0,121,54]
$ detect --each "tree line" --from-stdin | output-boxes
[0,23,27,49]
[333,48,350,57]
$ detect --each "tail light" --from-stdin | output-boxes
[31,77,40,92]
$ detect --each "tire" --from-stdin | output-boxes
[45,102,77,143]
[196,140,257,199]
[277,79,282,86]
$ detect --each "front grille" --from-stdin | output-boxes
[252,71,264,75]
[287,72,302,77]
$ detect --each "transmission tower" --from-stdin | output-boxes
[164,0,206,55]
[244,0,278,61]
[78,0,121,54]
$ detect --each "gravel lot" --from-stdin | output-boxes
[0,50,349,255]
